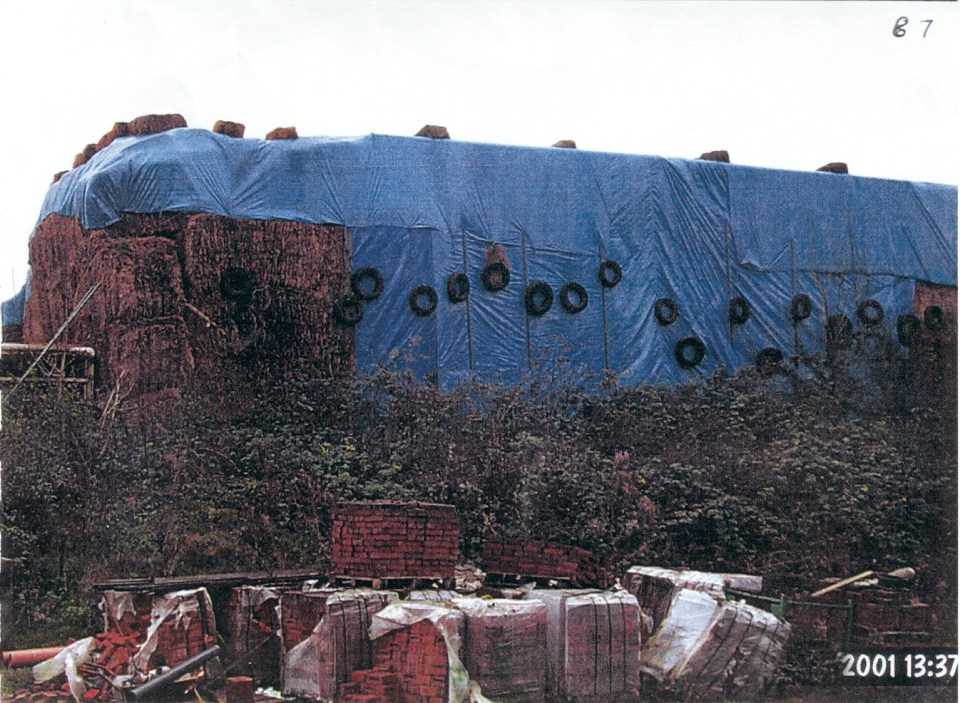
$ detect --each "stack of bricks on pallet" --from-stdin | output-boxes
[279,589,342,655]
[458,598,548,703]
[526,590,642,703]
[366,613,461,703]
[482,539,605,586]
[281,590,397,701]
[332,502,459,579]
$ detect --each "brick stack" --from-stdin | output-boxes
[482,539,609,587]
[332,502,459,579]
[456,598,548,703]
[361,604,466,703]
[100,589,218,671]
[224,585,286,685]
[281,590,397,701]
[339,669,403,703]
[278,589,342,655]
[526,590,642,703]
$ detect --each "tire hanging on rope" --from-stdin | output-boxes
[674,336,706,369]
[598,260,622,288]
[654,298,679,326]
[790,293,813,322]
[856,299,884,326]
[219,267,254,302]
[559,282,588,314]
[333,295,364,327]
[896,314,921,346]
[480,262,510,292]
[826,313,853,350]
[728,296,751,325]
[409,285,439,316]
[350,267,385,301]
[524,280,554,316]
[924,305,945,333]
[446,272,470,303]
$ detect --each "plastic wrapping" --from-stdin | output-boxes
[32,637,94,703]
[453,597,547,703]
[224,585,284,685]
[131,588,217,673]
[369,602,470,703]
[525,589,642,702]
[640,588,790,700]
[8,129,953,387]
[281,589,396,701]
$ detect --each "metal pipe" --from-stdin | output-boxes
[126,645,221,701]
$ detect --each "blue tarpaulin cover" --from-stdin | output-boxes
[5,129,957,386]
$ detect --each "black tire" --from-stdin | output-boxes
[219,267,254,302]
[559,282,588,314]
[333,295,363,327]
[790,293,813,322]
[446,272,470,303]
[409,285,439,316]
[826,313,853,350]
[654,298,679,326]
[598,260,623,288]
[896,314,921,346]
[674,336,706,369]
[728,296,751,325]
[350,267,385,301]
[755,347,784,373]
[856,299,885,326]
[924,305,945,333]
[524,280,554,316]
[480,262,510,292]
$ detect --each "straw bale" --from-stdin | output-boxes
[213,120,246,138]
[415,124,450,139]
[552,140,577,149]
[127,113,188,135]
[265,126,298,140]
[96,122,129,150]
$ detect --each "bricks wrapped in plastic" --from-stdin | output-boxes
[223,586,285,685]
[281,589,397,701]
[366,602,468,703]
[525,589,642,702]
[640,588,790,701]
[453,597,547,703]
[332,502,459,579]
[623,566,762,631]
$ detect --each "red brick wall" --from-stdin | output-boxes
[332,502,459,579]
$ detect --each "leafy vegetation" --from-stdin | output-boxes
[1,349,956,653]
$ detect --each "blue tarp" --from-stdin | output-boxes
[5,128,957,385]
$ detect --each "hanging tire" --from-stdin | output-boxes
[333,295,364,327]
[755,347,784,373]
[674,336,706,369]
[350,267,385,301]
[826,313,853,350]
[559,282,588,314]
[790,293,813,322]
[480,262,510,292]
[219,267,254,302]
[924,305,945,333]
[856,299,884,326]
[598,260,623,288]
[896,314,921,346]
[728,296,751,325]
[446,272,470,303]
[654,298,679,326]
[409,285,439,316]
[525,280,554,316]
